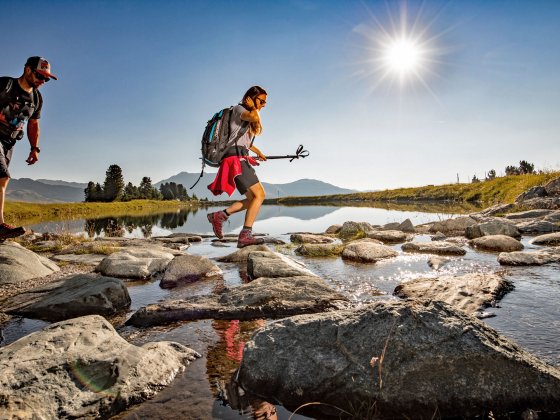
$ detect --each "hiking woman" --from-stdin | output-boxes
[207,86,268,248]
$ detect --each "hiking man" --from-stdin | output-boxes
[0,56,58,240]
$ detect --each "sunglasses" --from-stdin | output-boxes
[33,71,50,82]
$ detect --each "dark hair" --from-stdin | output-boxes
[25,56,41,68]
[241,86,267,109]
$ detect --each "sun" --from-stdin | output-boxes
[383,38,423,75]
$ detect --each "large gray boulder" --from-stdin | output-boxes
[428,216,477,235]
[237,301,560,418]
[394,272,513,315]
[476,203,515,216]
[519,197,560,210]
[52,253,107,265]
[397,218,415,233]
[289,233,334,244]
[531,232,560,246]
[4,274,130,322]
[470,235,524,253]
[543,177,560,196]
[366,229,409,244]
[342,240,398,263]
[504,209,554,220]
[498,248,560,266]
[216,244,269,263]
[515,220,560,234]
[0,315,199,419]
[247,250,318,279]
[544,210,560,223]
[337,221,373,240]
[127,276,349,327]
[465,220,521,239]
[0,242,59,285]
[402,241,466,256]
[95,247,175,279]
[160,254,222,288]
[515,186,548,203]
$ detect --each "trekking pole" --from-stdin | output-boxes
[264,144,309,162]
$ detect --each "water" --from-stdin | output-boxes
[3,204,560,418]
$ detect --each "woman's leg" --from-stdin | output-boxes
[243,182,265,228]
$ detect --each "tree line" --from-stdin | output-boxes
[84,164,198,202]
[471,160,536,183]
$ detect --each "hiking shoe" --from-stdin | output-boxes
[207,211,229,239]
[237,228,265,248]
[0,223,25,241]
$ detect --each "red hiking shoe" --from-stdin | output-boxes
[237,228,265,248]
[0,223,25,241]
[207,211,229,239]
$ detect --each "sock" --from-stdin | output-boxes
[223,210,230,216]
[243,225,252,231]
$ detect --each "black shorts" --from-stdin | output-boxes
[0,139,14,178]
[234,160,259,195]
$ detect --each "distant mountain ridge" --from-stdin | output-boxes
[7,173,358,203]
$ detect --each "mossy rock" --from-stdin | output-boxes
[295,243,345,257]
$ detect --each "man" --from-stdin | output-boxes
[0,56,57,240]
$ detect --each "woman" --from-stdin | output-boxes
[207,86,268,248]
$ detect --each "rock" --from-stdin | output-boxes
[431,231,447,241]
[325,224,342,234]
[289,233,335,244]
[237,301,560,418]
[4,274,131,322]
[95,247,175,279]
[52,253,107,265]
[127,276,349,327]
[470,235,524,253]
[0,315,199,419]
[401,241,466,256]
[427,256,449,270]
[32,240,59,251]
[531,232,560,246]
[163,242,190,251]
[294,243,345,257]
[515,186,548,203]
[383,222,401,230]
[160,254,222,288]
[477,203,515,216]
[211,241,230,248]
[216,244,270,263]
[337,221,372,240]
[0,242,59,285]
[515,220,560,234]
[428,216,477,235]
[397,218,415,232]
[465,220,521,239]
[394,273,513,314]
[342,240,398,263]
[505,209,554,220]
[544,210,560,223]
[247,251,318,279]
[366,229,409,244]
[543,177,560,196]
[152,236,191,244]
[519,197,560,210]
[498,248,560,266]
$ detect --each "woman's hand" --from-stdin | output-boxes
[256,151,267,161]
[244,96,256,110]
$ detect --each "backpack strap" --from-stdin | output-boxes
[0,78,14,105]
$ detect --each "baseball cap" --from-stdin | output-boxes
[25,56,58,80]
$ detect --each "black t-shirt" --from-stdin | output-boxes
[0,77,42,138]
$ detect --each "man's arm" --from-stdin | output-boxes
[26,118,40,165]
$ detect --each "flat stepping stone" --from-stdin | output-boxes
[530,232,560,246]
[160,254,222,288]
[52,253,106,265]
[95,247,175,279]
[248,251,318,279]
[470,235,524,253]
[342,239,398,263]
[0,242,59,285]
[402,241,466,256]
[505,209,553,220]
[515,220,560,234]
[428,216,477,235]
[295,243,344,257]
[366,230,409,244]
[465,221,521,239]
[290,233,335,244]
[498,248,560,266]
[216,244,270,263]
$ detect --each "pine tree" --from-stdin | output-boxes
[518,160,535,174]
[84,181,96,202]
[103,164,125,201]
[139,177,154,199]
[122,182,139,201]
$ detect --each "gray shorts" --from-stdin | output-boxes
[234,160,259,195]
[0,140,14,178]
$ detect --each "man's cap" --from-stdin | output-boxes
[25,56,58,80]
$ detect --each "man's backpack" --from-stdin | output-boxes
[190,106,250,189]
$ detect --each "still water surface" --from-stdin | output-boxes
[4,205,560,419]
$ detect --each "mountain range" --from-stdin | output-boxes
[7,173,357,203]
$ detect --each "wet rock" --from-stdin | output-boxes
[289,233,335,244]
[366,229,409,244]
[167,232,210,239]
[4,274,130,322]
[402,241,466,256]
[428,216,477,235]
[543,177,560,196]
[211,241,230,248]
[394,272,513,315]
[237,300,560,418]
[325,224,342,234]
[427,256,450,270]
[342,240,398,263]
[248,250,318,279]
[152,236,191,244]
[477,203,515,216]
[515,220,560,234]
[160,254,222,288]
[531,232,560,246]
[498,248,560,266]
[262,237,286,245]
[515,186,548,203]
[0,315,199,419]
[127,276,349,326]
[294,243,345,257]
[52,253,107,265]
[163,242,190,251]
[383,222,401,230]
[470,235,524,253]
[0,242,59,285]
[95,247,175,279]
[216,244,270,263]
[397,218,415,233]
[504,209,554,220]
[337,221,373,240]
[431,231,447,241]
[465,220,521,239]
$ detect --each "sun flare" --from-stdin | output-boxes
[383,38,423,74]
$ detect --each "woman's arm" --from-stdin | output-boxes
[250,144,267,161]
[240,97,261,123]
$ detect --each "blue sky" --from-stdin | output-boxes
[1,0,559,190]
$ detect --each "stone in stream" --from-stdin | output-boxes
[0,241,59,285]
[52,253,107,266]
[504,209,554,220]
[465,220,521,239]
[519,197,560,210]
[247,250,318,279]
[530,232,560,246]
[428,216,477,235]
[4,274,131,322]
[397,218,415,232]
[0,315,199,419]
[394,272,513,316]
[236,300,560,418]
[366,229,410,244]
[160,254,223,288]
[401,241,466,256]
[127,276,349,327]
[294,243,345,257]
[427,256,450,270]
[325,224,342,234]
[498,248,560,266]
[289,233,335,244]
[95,247,175,279]
[342,239,398,263]
[469,235,524,253]
[216,244,270,263]
[515,220,560,234]
[337,221,373,240]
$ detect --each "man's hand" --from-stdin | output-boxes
[26,150,39,165]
